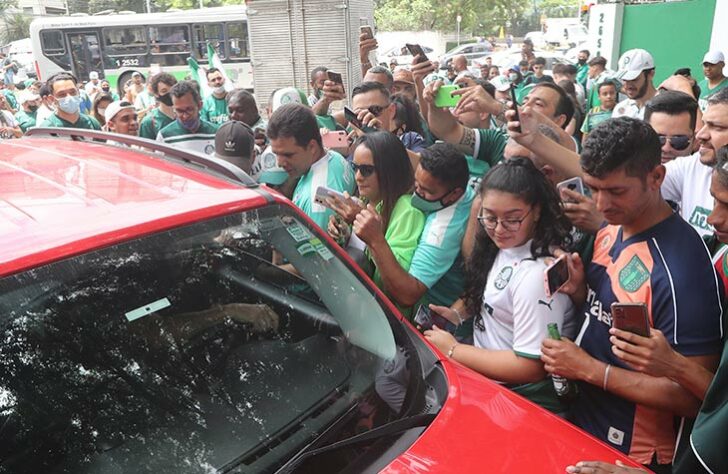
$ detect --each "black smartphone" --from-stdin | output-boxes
[611,302,650,337]
[327,70,343,85]
[414,305,434,331]
[344,106,364,129]
[544,255,570,298]
[510,86,521,133]
[406,43,428,63]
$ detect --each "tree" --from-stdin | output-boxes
[1,11,32,44]
[537,0,580,19]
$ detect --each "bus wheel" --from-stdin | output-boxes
[117,71,145,98]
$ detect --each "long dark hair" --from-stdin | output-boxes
[392,93,424,136]
[354,131,414,230]
[462,158,572,315]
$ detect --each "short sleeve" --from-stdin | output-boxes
[383,197,426,273]
[661,158,687,204]
[474,128,506,167]
[510,262,575,358]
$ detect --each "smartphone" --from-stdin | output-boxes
[434,85,461,108]
[314,186,361,208]
[344,106,375,133]
[611,302,650,337]
[322,130,349,148]
[360,25,374,40]
[544,255,570,298]
[359,24,379,67]
[406,43,428,63]
[556,177,586,201]
[327,70,343,85]
[414,305,434,331]
[510,86,521,133]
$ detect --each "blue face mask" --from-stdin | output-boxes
[57,94,81,114]
[411,191,448,213]
[177,116,200,132]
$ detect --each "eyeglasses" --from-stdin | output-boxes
[477,207,532,232]
[658,134,692,151]
[367,105,388,117]
[352,163,376,177]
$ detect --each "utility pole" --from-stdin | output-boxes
[457,15,462,46]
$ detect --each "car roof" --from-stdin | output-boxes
[0,137,270,277]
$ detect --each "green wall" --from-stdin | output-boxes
[620,0,716,84]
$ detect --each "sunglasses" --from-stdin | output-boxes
[352,163,376,177]
[367,105,388,117]
[658,134,691,151]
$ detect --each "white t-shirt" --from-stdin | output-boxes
[662,152,714,238]
[611,98,646,120]
[473,241,576,362]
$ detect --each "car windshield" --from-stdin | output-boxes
[0,204,419,473]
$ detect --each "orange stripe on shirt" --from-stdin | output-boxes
[630,404,677,465]
[605,241,655,327]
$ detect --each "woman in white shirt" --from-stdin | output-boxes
[425,157,576,413]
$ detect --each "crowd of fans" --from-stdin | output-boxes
[3,33,728,474]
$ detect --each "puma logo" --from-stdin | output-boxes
[538,299,553,310]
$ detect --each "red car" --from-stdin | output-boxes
[0,130,642,473]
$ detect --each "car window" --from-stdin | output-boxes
[0,204,417,473]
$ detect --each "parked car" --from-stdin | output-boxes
[0,129,642,473]
[377,45,435,67]
[439,42,493,69]
[524,31,548,49]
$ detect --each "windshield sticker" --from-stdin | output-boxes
[310,238,334,261]
[296,242,317,257]
[125,297,171,322]
[285,221,313,243]
[259,216,283,233]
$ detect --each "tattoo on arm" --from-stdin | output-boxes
[457,127,476,155]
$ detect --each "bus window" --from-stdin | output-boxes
[149,25,190,66]
[192,24,224,60]
[226,22,249,59]
[103,27,147,56]
[41,30,65,56]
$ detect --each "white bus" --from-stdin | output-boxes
[29,6,252,94]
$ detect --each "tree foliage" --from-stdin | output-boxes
[537,0,581,19]
[374,0,529,35]
[1,11,32,44]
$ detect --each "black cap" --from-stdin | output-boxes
[215,121,255,163]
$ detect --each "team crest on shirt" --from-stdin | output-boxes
[204,144,215,155]
[618,255,649,292]
[494,266,513,290]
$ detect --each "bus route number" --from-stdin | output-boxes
[115,58,140,67]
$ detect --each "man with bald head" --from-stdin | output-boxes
[452,55,468,74]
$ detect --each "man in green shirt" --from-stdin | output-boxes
[0,78,18,113]
[139,73,177,140]
[585,56,613,111]
[266,103,355,230]
[200,68,229,125]
[157,80,218,154]
[576,49,590,89]
[698,50,728,113]
[40,72,101,131]
[14,90,40,132]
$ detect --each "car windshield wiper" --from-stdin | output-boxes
[275,412,436,474]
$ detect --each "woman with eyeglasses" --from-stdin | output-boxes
[327,132,425,305]
[423,158,577,413]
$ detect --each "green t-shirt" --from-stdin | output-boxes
[464,128,507,189]
[315,114,339,132]
[371,195,426,290]
[580,106,613,134]
[40,113,101,131]
[139,108,175,140]
[157,119,218,155]
[2,90,18,111]
[698,77,728,113]
[576,63,589,89]
[408,186,476,308]
[200,95,229,125]
[14,109,37,132]
[292,150,355,230]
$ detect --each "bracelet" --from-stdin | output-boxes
[447,343,459,359]
[452,308,465,326]
[602,364,612,391]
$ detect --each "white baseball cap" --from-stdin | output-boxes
[89,71,99,80]
[616,49,655,81]
[271,87,308,113]
[490,75,511,92]
[703,50,725,65]
[104,101,135,123]
[19,90,40,104]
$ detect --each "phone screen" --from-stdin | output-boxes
[327,71,343,85]
[406,43,427,63]
[414,305,434,331]
[360,25,374,40]
[510,86,521,133]
[611,303,650,337]
[545,257,569,297]
[344,107,364,130]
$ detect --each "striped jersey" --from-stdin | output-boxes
[156,119,219,155]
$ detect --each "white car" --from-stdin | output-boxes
[378,45,435,67]
[439,42,494,69]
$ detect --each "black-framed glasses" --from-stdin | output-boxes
[352,163,376,177]
[477,207,532,232]
[658,134,692,151]
[367,105,388,117]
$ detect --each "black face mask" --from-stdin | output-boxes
[157,93,173,106]
[28,105,39,112]
[101,87,110,92]
[578,59,587,66]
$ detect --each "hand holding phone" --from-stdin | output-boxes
[406,43,428,64]
[327,70,343,85]
[611,303,650,337]
[344,106,375,133]
[414,305,434,331]
[434,85,461,108]
[510,87,521,133]
[315,186,361,210]
[556,177,586,203]
[322,130,349,148]
[544,255,570,298]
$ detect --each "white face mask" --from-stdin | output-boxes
[213,85,226,95]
